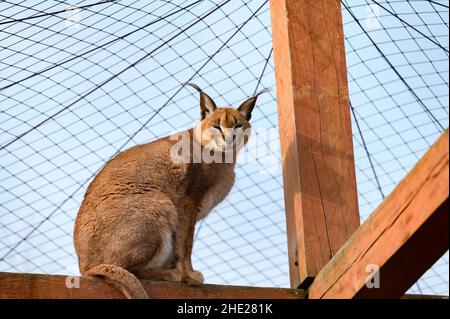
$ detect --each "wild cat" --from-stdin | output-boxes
[73,84,268,298]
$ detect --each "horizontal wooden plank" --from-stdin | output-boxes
[0,272,305,299]
[308,129,449,299]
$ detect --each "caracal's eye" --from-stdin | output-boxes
[234,124,243,129]
[212,125,222,131]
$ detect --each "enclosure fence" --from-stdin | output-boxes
[0,0,448,295]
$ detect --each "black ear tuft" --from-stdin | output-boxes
[238,88,271,121]
[186,83,217,120]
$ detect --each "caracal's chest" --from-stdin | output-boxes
[188,163,235,220]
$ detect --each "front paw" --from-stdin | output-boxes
[183,270,204,286]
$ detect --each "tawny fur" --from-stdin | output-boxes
[73,85,266,298]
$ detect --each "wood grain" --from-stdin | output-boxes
[308,129,449,299]
[0,272,305,299]
[270,0,360,288]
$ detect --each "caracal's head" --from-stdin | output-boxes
[187,83,269,155]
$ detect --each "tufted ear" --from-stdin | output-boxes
[186,83,217,120]
[238,88,270,121]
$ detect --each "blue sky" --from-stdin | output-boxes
[0,0,448,295]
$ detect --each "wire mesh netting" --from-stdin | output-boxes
[0,0,448,295]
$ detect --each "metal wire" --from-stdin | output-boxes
[0,0,448,295]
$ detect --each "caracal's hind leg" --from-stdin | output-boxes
[134,268,182,282]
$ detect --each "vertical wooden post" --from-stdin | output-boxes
[270,0,360,288]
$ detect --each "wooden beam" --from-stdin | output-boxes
[0,272,305,299]
[270,0,360,288]
[308,129,449,299]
